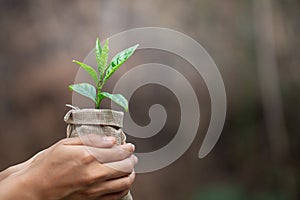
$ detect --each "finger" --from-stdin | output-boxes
[99,189,131,200]
[84,172,135,197]
[62,134,116,148]
[102,172,135,194]
[80,134,116,148]
[83,143,135,163]
[103,154,138,174]
[60,137,82,145]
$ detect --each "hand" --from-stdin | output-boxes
[0,135,138,200]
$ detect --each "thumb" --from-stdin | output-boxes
[61,134,116,148]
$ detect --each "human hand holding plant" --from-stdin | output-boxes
[69,38,139,111]
[0,135,137,200]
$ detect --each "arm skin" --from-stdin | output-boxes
[0,149,46,182]
[0,135,137,200]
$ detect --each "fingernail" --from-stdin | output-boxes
[120,143,135,152]
[133,155,138,164]
[103,136,116,144]
[131,144,135,151]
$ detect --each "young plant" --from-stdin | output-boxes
[69,38,139,111]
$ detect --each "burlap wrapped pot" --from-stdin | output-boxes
[64,108,133,200]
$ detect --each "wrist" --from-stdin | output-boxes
[0,161,30,182]
[0,171,41,200]
[0,167,12,181]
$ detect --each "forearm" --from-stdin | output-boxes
[0,168,10,182]
[0,166,19,182]
[0,150,45,182]
[0,172,39,200]
[0,161,31,182]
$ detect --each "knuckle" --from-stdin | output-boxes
[79,150,95,165]
[122,162,134,173]
[121,177,132,190]
[83,170,100,185]
[121,156,136,172]
[82,167,107,185]
[94,170,107,181]
[127,156,136,170]
[119,149,132,160]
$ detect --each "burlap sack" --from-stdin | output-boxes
[64,108,133,200]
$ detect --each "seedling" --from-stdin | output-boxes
[69,38,139,111]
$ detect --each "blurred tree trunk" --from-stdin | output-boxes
[253,0,289,161]
[254,1,298,199]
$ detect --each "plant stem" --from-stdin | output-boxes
[96,92,100,109]
[96,84,103,109]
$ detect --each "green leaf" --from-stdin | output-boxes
[104,44,139,83]
[69,83,96,103]
[97,38,109,84]
[72,60,98,84]
[95,37,102,61]
[99,92,128,111]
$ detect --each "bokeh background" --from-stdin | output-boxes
[0,0,299,199]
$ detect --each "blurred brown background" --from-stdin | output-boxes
[0,0,299,199]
